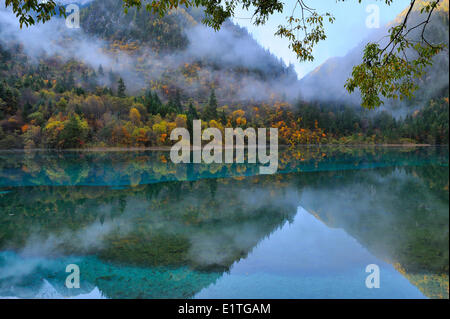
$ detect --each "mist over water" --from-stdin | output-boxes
[0,0,448,300]
[0,146,448,298]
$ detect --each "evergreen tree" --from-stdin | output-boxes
[108,70,115,84]
[54,79,65,93]
[187,101,199,137]
[81,70,89,83]
[98,64,104,77]
[144,90,154,114]
[0,98,6,118]
[0,82,5,113]
[46,100,54,117]
[203,89,218,121]
[117,77,126,98]
[154,92,162,114]
[174,90,183,113]
[60,113,89,148]
[167,95,176,114]
[220,109,227,125]
[144,91,163,115]
[3,87,18,114]
[187,101,199,119]
[23,101,33,121]
[75,87,86,96]
[66,71,75,89]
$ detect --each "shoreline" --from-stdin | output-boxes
[0,144,443,152]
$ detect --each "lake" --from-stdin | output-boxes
[0,146,448,299]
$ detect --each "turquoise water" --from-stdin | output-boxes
[0,146,448,299]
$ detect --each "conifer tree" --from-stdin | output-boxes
[174,90,183,113]
[220,109,227,125]
[204,89,218,121]
[187,101,199,137]
[117,78,126,98]
[98,64,104,77]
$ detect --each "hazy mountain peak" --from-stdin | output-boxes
[299,0,449,114]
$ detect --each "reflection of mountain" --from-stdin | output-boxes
[0,252,222,299]
[195,207,426,299]
[0,173,299,298]
[299,165,449,299]
[0,147,448,298]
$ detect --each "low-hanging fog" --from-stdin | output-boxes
[0,3,301,103]
[299,2,449,117]
[0,0,448,115]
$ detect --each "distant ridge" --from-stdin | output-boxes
[299,0,449,112]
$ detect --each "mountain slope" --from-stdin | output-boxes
[0,0,448,149]
[0,0,299,104]
[299,0,449,113]
[78,0,299,102]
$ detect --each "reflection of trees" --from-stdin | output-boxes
[298,165,449,299]
[0,173,300,298]
[0,252,223,299]
[0,147,448,298]
[0,174,298,271]
[0,146,447,187]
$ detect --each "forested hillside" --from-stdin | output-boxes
[0,0,448,149]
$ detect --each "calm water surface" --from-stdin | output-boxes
[0,146,448,299]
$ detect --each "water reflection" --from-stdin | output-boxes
[195,207,425,299]
[0,147,448,298]
[0,146,447,187]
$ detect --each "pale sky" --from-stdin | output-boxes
[232,0,411,79]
